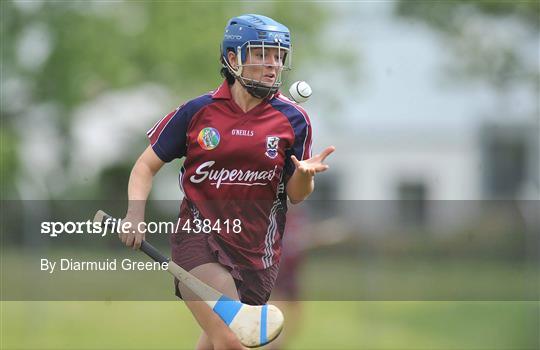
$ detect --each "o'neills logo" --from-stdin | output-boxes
[190,161,278,188]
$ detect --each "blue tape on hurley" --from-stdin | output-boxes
[260,304,268,345]
[213,295,243,326]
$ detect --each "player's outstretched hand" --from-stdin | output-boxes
[119,212,146,250]
[291,146,335,176]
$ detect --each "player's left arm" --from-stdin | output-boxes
[286,146,335,204]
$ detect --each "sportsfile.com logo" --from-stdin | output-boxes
[40,218,243,238]
[189,161,278,188]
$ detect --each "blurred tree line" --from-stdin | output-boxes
[396,0,539,92]
[1,1,329,200]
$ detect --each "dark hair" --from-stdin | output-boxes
[220,66,236,85]
[220,50,236,85]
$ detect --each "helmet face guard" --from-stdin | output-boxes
[224,41,292,99]
[221,14,292,99]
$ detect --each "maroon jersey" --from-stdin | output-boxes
[147,81,312,270]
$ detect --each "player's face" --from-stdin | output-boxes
[243,47,284,86]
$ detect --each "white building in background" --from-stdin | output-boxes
[311,120,538,234]
[330,122,538,201]
[334,125,480,201]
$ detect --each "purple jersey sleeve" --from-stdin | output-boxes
[147,95,213,162]
[270,98,313,180]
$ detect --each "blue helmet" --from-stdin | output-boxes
[221,14,292,98]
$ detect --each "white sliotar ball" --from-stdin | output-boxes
[289,81,312,103]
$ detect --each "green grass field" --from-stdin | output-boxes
[3,249,538,301]
[1,301,538,349]
[1,250,538,349]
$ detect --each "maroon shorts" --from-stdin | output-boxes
[170,231,279,306]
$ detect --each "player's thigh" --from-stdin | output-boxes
[187,262,239,300]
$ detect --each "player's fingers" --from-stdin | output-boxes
[319,146,336,162]
[125,234,135,248]
[316,165,330,173]
[291,155,301,167]
[133,233,144,250]
[298,166,309,174]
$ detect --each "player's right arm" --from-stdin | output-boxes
[121,98,210,248]
[121,146,165,249]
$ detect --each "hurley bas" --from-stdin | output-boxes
[40,258,168,273]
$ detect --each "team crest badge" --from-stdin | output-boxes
[197,127,220,150]
[265,136,280,159]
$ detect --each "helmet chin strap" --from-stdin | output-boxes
[236,76,279,99]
